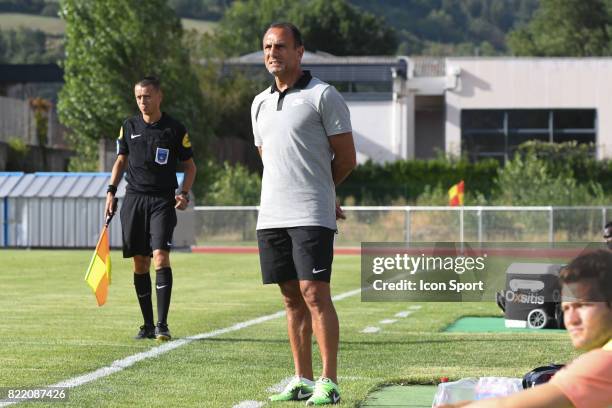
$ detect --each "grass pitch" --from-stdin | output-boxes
[0,250,575,407]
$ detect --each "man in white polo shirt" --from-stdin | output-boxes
[251,22,356,406]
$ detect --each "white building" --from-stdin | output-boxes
[228,54,609,163]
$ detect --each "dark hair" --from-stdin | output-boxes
[266,22,303,48]
[560,249,612,304]
[135,76,161,91]
[604,221,612,238]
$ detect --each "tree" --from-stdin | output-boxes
[58,0,206,170]
[205,161,261,205]
[351,0,538,55]
[213,0,397,56]
[507,0,612,56]
[494,142,605,206]
[167,0,232,20]
[294,0,397,55]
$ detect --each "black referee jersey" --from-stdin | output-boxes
[117,113,193,196]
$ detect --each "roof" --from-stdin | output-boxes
[225,51,404,82]
[0,172,185,198]
[0,64,64,83]
[229,51,398,65]
[224,53,447,80]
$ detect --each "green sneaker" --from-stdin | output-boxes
[269,377,314,402]
[306,377,340,405]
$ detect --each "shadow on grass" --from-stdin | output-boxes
[193,336,566,347]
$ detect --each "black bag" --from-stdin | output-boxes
[522,364,565,389]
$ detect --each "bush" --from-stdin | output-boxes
[338,157,500,204]
[494,143,605,206]
[6,137,30,171]
[203,161,261,205]
[341,142,610,206]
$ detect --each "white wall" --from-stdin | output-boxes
[346,99,398,163]
[445,58,612,159]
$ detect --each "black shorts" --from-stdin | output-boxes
[257,226,335,284]
[120,193,177,258]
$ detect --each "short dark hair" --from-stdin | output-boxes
[604,221,612,238]
[266,22,303,48]
[560,249,612,304]
[135,76,161,91]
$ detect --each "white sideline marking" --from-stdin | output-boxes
[332,288,361,301]
[233,401,265,408]
[379,319,397,324]
[361,326,380,333]
[363,304,422,334]
[0,288,362,407]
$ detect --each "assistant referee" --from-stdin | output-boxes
[105,76,196,341]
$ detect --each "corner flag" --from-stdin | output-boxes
[448,180,464,206]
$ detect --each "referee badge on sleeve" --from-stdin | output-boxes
[155,147,169,165]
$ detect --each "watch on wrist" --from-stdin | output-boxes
[107,185,117,195]
[180,191,189,202]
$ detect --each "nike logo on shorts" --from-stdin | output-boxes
[312,268,326,274]
[131,134,141,139]
[156,285,167,290]
[138,292,150,298]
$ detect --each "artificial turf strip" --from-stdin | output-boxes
[444,317,566,333]
[361,385,437,407]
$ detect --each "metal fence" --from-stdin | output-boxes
[193,206,612,246]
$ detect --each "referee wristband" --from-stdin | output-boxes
[107,185,117,195]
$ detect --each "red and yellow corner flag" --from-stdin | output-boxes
[448,180,465,206]
[84,225,112,306]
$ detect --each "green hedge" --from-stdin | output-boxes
[337,158,500,204]
[337,142,612,205]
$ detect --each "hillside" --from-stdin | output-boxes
[0,12,65,34]
[166,0,540,55]
[0,12,217,35]
[350,0,539,55]
[0,0,541,56]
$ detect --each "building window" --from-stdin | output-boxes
[462,109,596,162]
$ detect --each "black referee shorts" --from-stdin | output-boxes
[120,193,177,258]
[257,226,335,284]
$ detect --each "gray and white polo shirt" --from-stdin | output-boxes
[251,71,352,230]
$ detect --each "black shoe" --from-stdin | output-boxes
[155,323,171,341]
[134,325,155,340]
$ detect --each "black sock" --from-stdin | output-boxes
[155,267,173,326]
[134,273,154,327]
